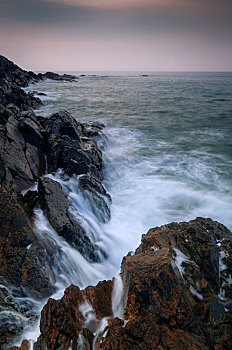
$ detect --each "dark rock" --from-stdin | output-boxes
[37,71,77,82]
[79,175,111,223]
[38,177,100,262]
[21,190,38,217]
[0,186,56,300]
[0,108,45,192]
[31,91,47,96]
[39,111,103,178]
[0,55,110,347]
[82,120,105,138]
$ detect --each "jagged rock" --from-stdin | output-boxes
[38,177,100,262]
[0,286,28,347]
[0,106,45,192]
[0,187,56,300]
[21,190,39,217]
[79,175,111,223]
[33,280,113,350]
[39,111,103,178]
[29,218,232,350]
[8,339,31,350]
[37,71,77,82]
[82,121,105,138]
[0,55,110,348]
[101,218,232,350]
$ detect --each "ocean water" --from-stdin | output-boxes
[15,72,232,346]
[30,72,232,232]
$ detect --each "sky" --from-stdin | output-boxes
[0,0,232,71]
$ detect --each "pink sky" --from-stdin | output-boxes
[0,0,231,71]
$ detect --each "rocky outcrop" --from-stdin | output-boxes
[27,218,232,350]
[33,280,113,350]
[0,55,110,347]
[37,72,77,82]
[38,110,103,178]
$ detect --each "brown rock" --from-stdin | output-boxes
[30,218,232,350]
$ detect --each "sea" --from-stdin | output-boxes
[16,71,232,345]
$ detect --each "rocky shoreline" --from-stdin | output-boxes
[9,218,232,350]
[0,56,231,349]
[0,55,110,347]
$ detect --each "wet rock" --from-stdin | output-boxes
[0,55,110,347]
[79,175,111,223]
[83,280,113,319]
[0,286,29,347]
[8,339,31,350]
[21,190,39,217]
[38,177,100,262]
[33,280,113,350]
[39,111,103,178]
[82,120,105,138]
[0,107,45,192]
[0,187,56,300]
[30,218,232,350]
[31,91,47,96]
[34,284,85,350]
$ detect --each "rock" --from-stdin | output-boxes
[37,71,78,82]
[82,120,105,138]
[79,175,111,223]
[38,177,100,262]
[21,190,39,217]
[33,280,113,350]
[31,91,47,96]
[0,186,56,300]
[30,218,232,350]
[8,339,31,350]
[0,286,27,347]
[0,55,111,348]
[0,107,45,192]
[39,111,103,178]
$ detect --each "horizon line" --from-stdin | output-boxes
[33,70,232,73]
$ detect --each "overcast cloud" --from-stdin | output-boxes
[0,0,231,70]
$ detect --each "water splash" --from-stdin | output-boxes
[112,275,124,319]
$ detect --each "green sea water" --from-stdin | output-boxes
[26,72,232,239]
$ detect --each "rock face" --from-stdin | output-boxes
[28,218,232,350]
[0,55,110,347]
[38,177,100,262]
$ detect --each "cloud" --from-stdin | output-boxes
[43,0,175,9]
[0,0,231,70]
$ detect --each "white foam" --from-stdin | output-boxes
[112,275,124,319]
[189,285,203,301]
